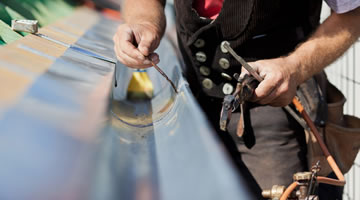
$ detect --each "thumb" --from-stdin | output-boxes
[138,44,150,56]
[138,32,156,56]
[240,62,259,79]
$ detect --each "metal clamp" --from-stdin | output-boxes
[219,74,259,131]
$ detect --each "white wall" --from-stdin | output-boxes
[321,4,360,200]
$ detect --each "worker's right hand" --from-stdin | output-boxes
[113,23,161,69]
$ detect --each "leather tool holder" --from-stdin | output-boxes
[226,102,256,149]
[225,75,259,149]
[297,71,360,176]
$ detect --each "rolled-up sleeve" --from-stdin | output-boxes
[325,0,360,13]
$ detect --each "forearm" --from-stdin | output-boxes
[287,7,360,84]
[122,0,166,36]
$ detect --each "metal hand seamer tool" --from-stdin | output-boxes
[219,41,297,133]
[11,20,178,93]
[219,41,262,132]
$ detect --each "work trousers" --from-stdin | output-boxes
[197,95,343,199]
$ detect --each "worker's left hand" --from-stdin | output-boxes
[242,57,301,107]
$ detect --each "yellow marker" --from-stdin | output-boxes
[127,71,153,100]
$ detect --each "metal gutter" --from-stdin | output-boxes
[0,6,252,200]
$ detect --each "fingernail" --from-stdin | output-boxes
[143,60,151,65]
[138,55,145,60]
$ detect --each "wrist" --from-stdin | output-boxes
[124,6,166,37]
[142,20,166,37]
[283,54,304,87]
[127,17,166,37]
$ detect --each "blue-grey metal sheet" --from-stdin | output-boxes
[107,37,251,200]
[0,6,252,200]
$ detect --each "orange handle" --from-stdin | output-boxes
[280,97,345,200]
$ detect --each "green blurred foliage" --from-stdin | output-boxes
[0,0,77,45]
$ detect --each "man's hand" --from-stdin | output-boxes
[243,6,360,107]
[113,0,166,68]
[113,23,161,68]
[242,57,301,107]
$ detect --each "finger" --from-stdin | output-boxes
[115,39,152,68]
[114,36,126,63]
[114,34,145,66]
[268,87,295,107]
[115,39,160,69]
[121,45,160,67]
[239,65,252,79]
[252,75,277,100]
[116,31,146,61]
[239,62,261,80]
[138,32,157,56]
[255,86,278,105]
[119,46,155,68]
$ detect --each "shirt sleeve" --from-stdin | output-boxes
[325,0,360,13]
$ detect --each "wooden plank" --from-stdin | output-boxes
[49,20,84,37]
[39,7,100,43]
[36,7,100,45]
[0,45,54,74]
[0,66,31,110]
[13,34,68,57]
[38,26,78,45]
[0,6,101,63]
[0,6,101,109]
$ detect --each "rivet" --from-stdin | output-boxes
[220,41,230,53]
[194,39,205,48]
[196,51,207,63]
[222,83,234,95]
[200,66,211,76]
[221,73,232,81]
[219,58,230,69]
[202,78,213,89]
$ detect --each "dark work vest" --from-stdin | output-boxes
[174,0,322,98]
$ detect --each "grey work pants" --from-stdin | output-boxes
[197,96,343,199]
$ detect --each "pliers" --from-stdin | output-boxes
[219,73,259,132]
[219,41,263,133]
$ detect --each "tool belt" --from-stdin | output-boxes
[298,72,360,176]
[216,41,359,176]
